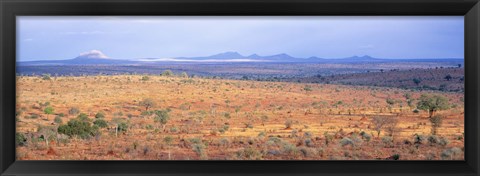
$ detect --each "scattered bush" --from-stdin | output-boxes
[439,137,450,147]
[164,136,174,145]
[54,116,63,124]
[93,119,108,128]
[95,112,105,119]
[76,113,90,122]
[42,74,51,80]
[339,137,354,147]
[161,70,174,77]
[117,122,128,132]
[413,134,426,144]
[427,135,440,145]
[154,109,170,130]
[298,146,317,157]
[139,98,155,111]
[280,142,297,155]
[192,144,207,158]
[284,119,293,129]
[68,107,80,115]
[381,136,394,148]
[15,133,27,146]
[236,147,262,160]
[392,154,400,160]
[27,114,39,119]
[360,131,371,142]
[58,119,99,139]
[441,147,463,160]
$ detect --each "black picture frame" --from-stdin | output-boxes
[1,0,479,176]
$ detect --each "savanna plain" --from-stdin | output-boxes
[15,65,465,160]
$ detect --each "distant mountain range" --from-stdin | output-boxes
[18,50,464,66]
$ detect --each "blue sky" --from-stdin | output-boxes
[17,16,464,61]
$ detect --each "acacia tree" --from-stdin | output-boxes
[139,98,156,111]
[384,116,400,140]
[372,116,388,137]
[416,94,450,118]
[43,106,54,120]
[154,109,170,131]
[371,116,397,138]
[37,125,57,147]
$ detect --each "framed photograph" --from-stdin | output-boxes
[1,0,479,175]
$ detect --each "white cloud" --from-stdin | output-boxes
[77,50,110,59]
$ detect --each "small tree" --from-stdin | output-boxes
[139,98,156,111]
[371,116,390,137]
[384,117,400,139]
[444,75,452,81]
[154,109,170,131]
[417,94,450,118]
[43,106,54,120]
[37,125,57,147]
[180,72,188,78]
[161,70,174,77]
[413,78,422,86]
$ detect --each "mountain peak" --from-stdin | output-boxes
[208,51,245,59]
[74,50,110,59]
[348,55,374,59]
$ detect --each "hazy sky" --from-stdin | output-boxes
[17,16,464,61]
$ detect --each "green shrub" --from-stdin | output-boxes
[192,144,206,158]
[76,113,90,122]
[95,112,105,119]
[117,122,128,132]
[15,133,27,146]
[43,106,54,115]
[58,119,99,139]
[54,116,63,124]
[93,119,108,128]
[164,136,174,145]
[392,154,400,160]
